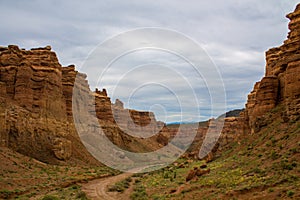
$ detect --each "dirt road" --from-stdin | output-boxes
[81,164,163,199]
[81,173,132,200]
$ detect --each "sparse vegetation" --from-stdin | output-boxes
[287,190,295,197]
[125,110,300,199]
[0,189,13,199]
[42,195,59,200]
[76,191,88,200]
[108,177,133,193]
[130,183,148,200]
[0,147,118,199]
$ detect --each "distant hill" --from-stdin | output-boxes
[218,109,245,118]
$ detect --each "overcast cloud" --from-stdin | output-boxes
[0,0,298,123]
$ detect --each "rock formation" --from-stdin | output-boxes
[166,4,300,157]
[177,116,247,159]
[92,88,169,152]
[245,4,300,133]
[186,167,210,182]
[1,4,299,164]
[0,45,169,164]
[0,46,113,165]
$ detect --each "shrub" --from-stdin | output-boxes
[130,184,147,200]
[108,177,132,193]
[0,189,13,199]
[76,191,88,200]
[270,151,279,160]
[42,195,59,200]
[287,190,294,197]
[73,185,80,190]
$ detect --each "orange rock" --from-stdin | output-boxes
[244,4,300,132]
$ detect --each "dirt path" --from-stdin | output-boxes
[81,165,163,200]
[81,173,132,200]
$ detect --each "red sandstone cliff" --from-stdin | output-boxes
[245,4,300,134]
[0,4,299,164]
[0,45,169,164]
[178,5,300,157]
[0,45,104,165]
[92,88,169,152]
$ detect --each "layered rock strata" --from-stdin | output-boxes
[0,45,169,163]
[245,5,300,133]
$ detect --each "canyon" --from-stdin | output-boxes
[1,3,300,164]
[0,3,299,199]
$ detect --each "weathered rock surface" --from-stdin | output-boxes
[186,167,210,182]
[171,4,300,158]
[0,45,104,164]
[177,116,247,160]
[0,45,169,164]
[245,5,300,133]
[92,88,169,152]
[1,4,299,164]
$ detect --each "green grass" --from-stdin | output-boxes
[130,183,148,200]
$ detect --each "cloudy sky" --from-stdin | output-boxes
[0,1,298,123]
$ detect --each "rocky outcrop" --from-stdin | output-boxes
[0,45,169,163]
[245,4,300,133]
[0,46,97,164]
[217,117,246,148]
[245,77,279,133]
[177,116,247,159]
[93,89,169,152]
[186,167,210,182]
[167,4,300,157]
[0,45,65,117]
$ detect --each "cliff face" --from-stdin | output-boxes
[176,116,247,159]
[0,45,76,163]
[0,46,112,165]
[0,45,168,164]
[245,5,300,133]
[93,89,169,152]
[181,4,300,157]
[0,45,65,117]
[1,4,299,164]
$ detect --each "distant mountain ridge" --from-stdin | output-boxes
[217,109,245,119]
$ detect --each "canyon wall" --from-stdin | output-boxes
[92,89,169,152]
[177,4,300,156]
[0,45,168,164]
[0,45,78,164]
[1,4,299,164]
[245,4,300,133]
[175,116,247,159]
